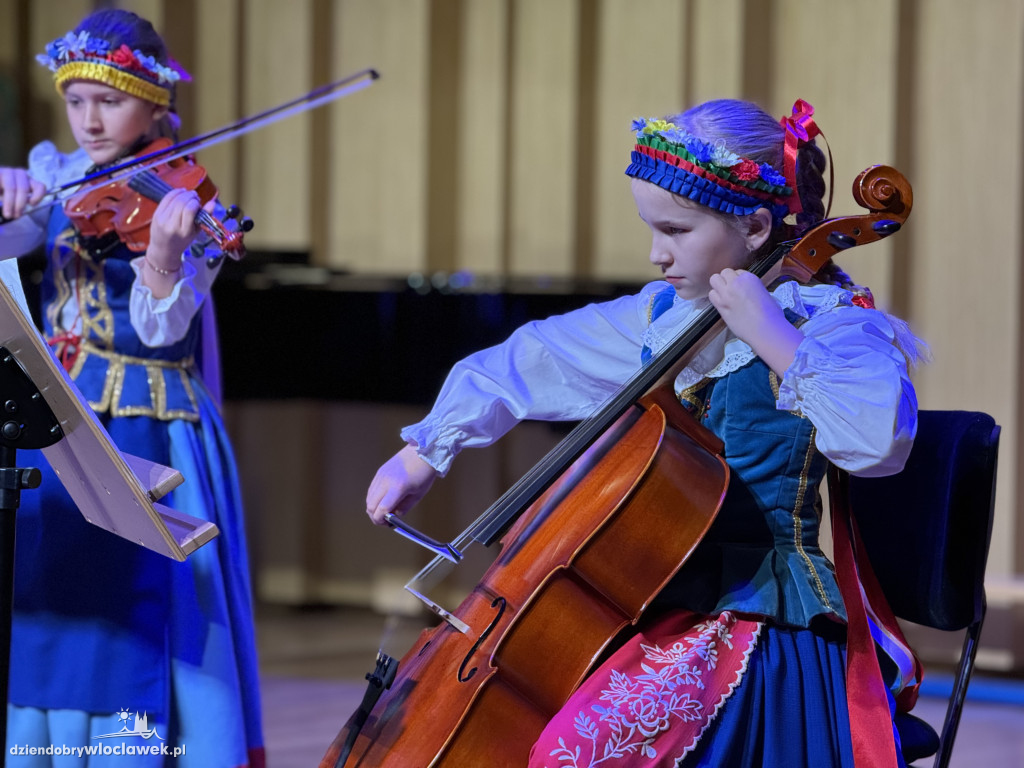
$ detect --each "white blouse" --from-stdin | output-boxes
[0,141,222,347]
[401,280,919,478]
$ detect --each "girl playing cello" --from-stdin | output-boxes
[0,8,262,766]
[365,98,926,767]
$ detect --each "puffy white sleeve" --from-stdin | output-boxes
[0,209,47,260]
[776,305,918,477]
[401,285,664,475]
[129,242,222,347]
[0,141,69,260]
[128,194,238,347]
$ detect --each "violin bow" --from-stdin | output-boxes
[0,67,380,221]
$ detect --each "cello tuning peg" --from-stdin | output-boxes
[240,217,254,232]
[224,204,241,220]
[872,219,901,235]
[826,231,857,250]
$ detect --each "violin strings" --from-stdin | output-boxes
[127,170,227,241]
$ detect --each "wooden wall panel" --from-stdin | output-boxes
[455,0,508,276]
[190,0,242,208]
[906,0,1023,578]
[326,0,429,273]
[239,0,313,252]
[771,0,901,308]
[0,0,25,166]
[26,0,92,154]
[0,0,16,73]
[690,0,745,104]
[591,0,687,283]
[506,0,579,277]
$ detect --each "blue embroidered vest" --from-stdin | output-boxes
[41,208,201,422]
[646,287,845,627]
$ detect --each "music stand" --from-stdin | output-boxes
[0,275,219,759]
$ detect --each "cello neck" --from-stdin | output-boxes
[467,239,794,549]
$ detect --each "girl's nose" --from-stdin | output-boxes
[649,238,672,267]
[82,104,101,130]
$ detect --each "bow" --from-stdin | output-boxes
[0,67,380,223]
[779,98,822,215]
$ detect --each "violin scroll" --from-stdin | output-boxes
[205,204,255,269]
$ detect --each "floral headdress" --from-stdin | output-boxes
[625,104,817,220]
[36,30,187,107]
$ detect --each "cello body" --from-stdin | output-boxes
[323,393,729,767]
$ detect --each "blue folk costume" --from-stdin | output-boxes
[1,138,264,767]
[399,103,926,768]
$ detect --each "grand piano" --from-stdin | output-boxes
[212,253,642,404]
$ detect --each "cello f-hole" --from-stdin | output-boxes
[457,596,507,682]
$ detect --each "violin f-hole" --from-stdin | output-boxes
[457,596,506,683]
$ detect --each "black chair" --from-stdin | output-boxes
[843,410,1001,767]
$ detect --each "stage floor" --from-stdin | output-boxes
[256,604,1024,768]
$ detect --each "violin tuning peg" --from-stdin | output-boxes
[240,217,254,232]
[207,255,224,269]
[225,204,241,220]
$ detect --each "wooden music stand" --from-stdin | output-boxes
[0,271,218,759]
[0,277,218,557]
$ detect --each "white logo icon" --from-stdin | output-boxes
[92,709,165,741]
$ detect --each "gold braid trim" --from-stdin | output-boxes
[676,377,711,416]
[67,340,199,422]
[791,424,831,610]
[55,61,170,106]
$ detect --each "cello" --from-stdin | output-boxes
[322,164,913,768]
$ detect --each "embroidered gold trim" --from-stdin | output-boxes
[792,424,831,609]
[66,341,199,422]
[54,62,171,107]
[77,246,114,349]
[676,378,711,416]
[49,235,115,349]
[46,227,77,335]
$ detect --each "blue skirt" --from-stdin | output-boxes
[683,621,905,768]
[530,612,909,768]
[8,384,263,767]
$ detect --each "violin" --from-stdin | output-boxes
[321,165,914,768]
[0,68,379,262]
[62,137,253,263]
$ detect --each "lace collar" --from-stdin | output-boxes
[639,280,854,392]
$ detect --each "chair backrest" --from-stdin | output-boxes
[848,410,1000,631]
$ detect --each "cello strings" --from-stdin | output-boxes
[407,239,794,593]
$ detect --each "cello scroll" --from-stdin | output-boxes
[781,164,912,282]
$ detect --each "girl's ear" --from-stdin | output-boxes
[151,103,169,124]
[744,208,774,251]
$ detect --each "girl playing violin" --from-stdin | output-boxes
[0,9,263,766]
[365,98,926,767]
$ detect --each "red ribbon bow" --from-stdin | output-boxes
[779,99,821,215]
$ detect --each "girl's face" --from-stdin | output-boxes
[64,81,167,166]
[631,179,771,300]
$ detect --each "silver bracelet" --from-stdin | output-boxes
[145,256,182,276]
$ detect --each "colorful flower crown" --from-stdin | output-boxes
[625,117,793,219]
[36,31,184,107]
